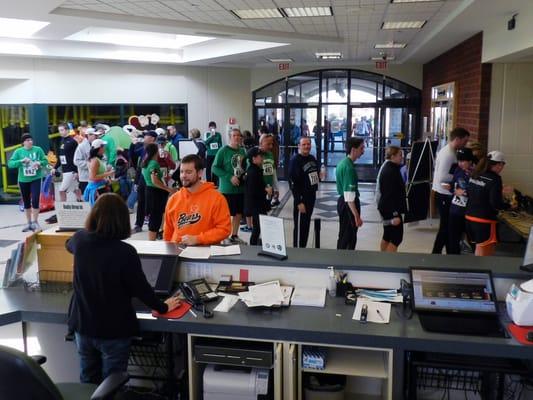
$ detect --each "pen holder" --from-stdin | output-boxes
[336,282,353,297]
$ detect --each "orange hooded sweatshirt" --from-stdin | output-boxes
[163,182,231,245]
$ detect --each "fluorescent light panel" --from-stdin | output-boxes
[374,42,406,49]
[382,20,426,29]
[391,0,441,3]
[0,17,49,39]
[65,27,213,50]
[371,56,395,61]
[283,7,333,17]
[268,58,294,63]
[232,8,284,19]
[316,52,342,60]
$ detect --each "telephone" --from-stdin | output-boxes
[180,279,218,318]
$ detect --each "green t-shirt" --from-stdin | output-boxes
[261,151,275,186]
[212,145,246,194]
[336,156,359,198]
[8,146,48,183]
[205,131,222,157]
[101,133,117,167]
[142,159,162,188]
[165,142,178,162]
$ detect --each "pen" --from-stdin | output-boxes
[376,309,385,321]
[189,309,198,318]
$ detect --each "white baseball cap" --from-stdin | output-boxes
[91,139,107,149]
[488,150,506,163]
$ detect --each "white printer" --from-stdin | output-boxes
[506,278,533,326]
[203,364,269,400]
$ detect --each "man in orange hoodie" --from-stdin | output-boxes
[163,154,231,245]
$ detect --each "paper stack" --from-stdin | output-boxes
[179,245,241,259]
[238,281,293,307]
[355,288,403,303]
[291,286,326,307]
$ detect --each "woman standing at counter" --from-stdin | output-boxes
[84,138,114,205]
[8,133,48,232]
[67,193,180,384]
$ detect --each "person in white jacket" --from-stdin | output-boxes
[74,128,101,193]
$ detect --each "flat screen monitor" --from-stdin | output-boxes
[410,268,497,314]
[139,255,177,295]
[178,140,199,159]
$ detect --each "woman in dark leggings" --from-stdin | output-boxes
[141,143,176,240]
[8,134,48,232]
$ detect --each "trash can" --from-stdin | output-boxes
[304,374,346,400]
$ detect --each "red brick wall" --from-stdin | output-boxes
[422,32,491,146]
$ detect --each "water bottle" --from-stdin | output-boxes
[328,266,336,297]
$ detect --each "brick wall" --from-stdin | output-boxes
[422,32,491,146]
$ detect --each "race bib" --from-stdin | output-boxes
[60,155,67,165]
[23,166,37,177]
[263,163,274,176]
[308,171,319,186]
[452,195,467,208]
[210,143,219,150]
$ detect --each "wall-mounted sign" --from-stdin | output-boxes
[278,63,291,71]
[375,60,387,70]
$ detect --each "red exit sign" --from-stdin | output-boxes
[278,63,291,71]
[375,60,388,70]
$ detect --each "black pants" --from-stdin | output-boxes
[432,193,452,254]
[79,181,88,194]
[293,196,315,248]
[337,196,360,250]
[448,212,466,255]
[146,186,168,233]
[19,179,41,209]
[250,214,261,246]
[134,177,146,228]
[205,155,218,186]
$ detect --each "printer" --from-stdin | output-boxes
[506,278,533,326]
[203,364,269,400]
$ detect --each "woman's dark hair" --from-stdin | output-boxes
[85,193,131,240]
[142,143,158,168]
[21,133,33,143]
[89,147,103,160]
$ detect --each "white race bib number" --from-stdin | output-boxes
[210,143,219,150]
[263,163,274,176]
[452,195,467,208]
[308,171,319,186]
[60,155,67,165]
[23,167,37,177]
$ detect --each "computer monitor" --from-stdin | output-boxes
[410,268,497,314]
[139,255,177,295]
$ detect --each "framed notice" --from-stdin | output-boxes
[56,201,91,231]
[258,215,287,260]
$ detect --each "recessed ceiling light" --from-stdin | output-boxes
[371,56,396,61]
[0,17,49,39]
[268,58,294,63]
[391,0,441,3]
[282,7,333,17]
[231,8,284,19]
[65,28,213,49]
[374,42,406,49]
[315,52,342,60]
[382,20,426,29]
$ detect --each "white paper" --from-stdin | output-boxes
[352,299,391,324]
[259,215,287,257]
[280,286,294,306]
[136,312,156,320]
[56,201,91,229]
[210,245,241,256]
[178,246,211,259]
[214,294,239,312]
[248,280,285,307]
[291,286,326,308]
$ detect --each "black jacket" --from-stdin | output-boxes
[66,230,167,339]
[466,170,509,220]
[244,163,269,216]
[378,161,407,217]
[288,153,319,204]
[55,136,78,173]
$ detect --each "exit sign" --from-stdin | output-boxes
[278,63,291,71]
[375,60,388,70]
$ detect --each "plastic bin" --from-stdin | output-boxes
[304,374,345,400]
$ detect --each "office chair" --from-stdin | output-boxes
[0,344,129,400]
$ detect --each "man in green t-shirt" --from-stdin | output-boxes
[259,133,277,191]
[336,137,365,250]
[204,121,223,185]
[212,128,246,244]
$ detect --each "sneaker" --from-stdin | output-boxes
[45,215,58,224]
[22,224,33,232]
[31,222,42,232]
[131,226,142,234]
[240,226,253,233]
[229,236,247,245]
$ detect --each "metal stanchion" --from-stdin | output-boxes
[314,218,321,248]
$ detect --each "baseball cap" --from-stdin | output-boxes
[144,130,158,139]
[488,150,506,163]
[95,124,110,134]
[86,127,100,136]
[156,135,168,144]
[155,127,166,136]
[91,139,107,149]
[247,146,265,159]
[456,148,474,162]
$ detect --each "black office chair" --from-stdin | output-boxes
[0,344,129,400]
